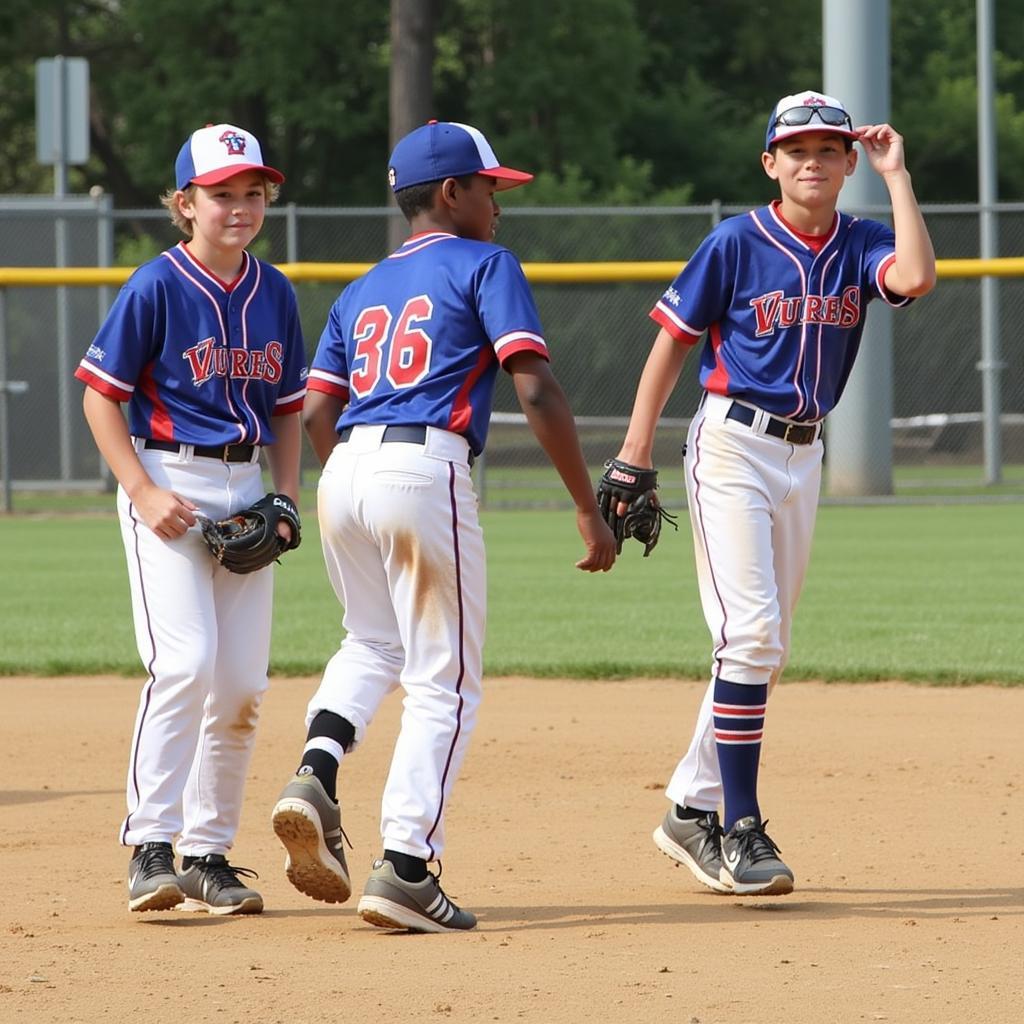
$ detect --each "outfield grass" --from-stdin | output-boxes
[477,462,1024,506]
[0,503,1019,683]
[7,460,1024,515]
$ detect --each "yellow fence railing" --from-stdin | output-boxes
[1,257,1023,288]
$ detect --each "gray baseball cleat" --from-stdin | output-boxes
[272,773,352,903]
[178,854,264,914]
[357,859,477,933]
[127,841,185,912]
[653,806,732,893]
[719,816,794,896]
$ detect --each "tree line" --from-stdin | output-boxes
[2,0,1022,209]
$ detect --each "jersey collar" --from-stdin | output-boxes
[766,202,840,252]
[389,232,456,259]
[177,242,251,292]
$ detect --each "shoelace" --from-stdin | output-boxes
[739,820,783,863]
[697,813,724,854]
[426,862,465,905]
[194,856,259,890]
[325,823,353,854]
[135,844,174,880]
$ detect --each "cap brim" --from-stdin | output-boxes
[767,125,859,149]
[479,166,534,191]
[189,164,285,186]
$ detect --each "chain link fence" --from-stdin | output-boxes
[1,197,1022,508]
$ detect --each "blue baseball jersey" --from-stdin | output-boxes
[650,202,912,421]
[308,231,548,455]
[76,244,307,444]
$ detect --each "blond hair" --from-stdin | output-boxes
[160,177,281,238]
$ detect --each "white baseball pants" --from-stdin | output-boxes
[307,425,484,861]
[666,393,823,811]
[118,443,272,855]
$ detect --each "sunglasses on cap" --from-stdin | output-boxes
[772,105,853,131]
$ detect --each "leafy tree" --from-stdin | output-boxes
[0,0,108,195]
[433,0,653,202]
[0,1,392,205]
[892,0,1024,201]
[0,0,1022,210]
[96,0,390,206]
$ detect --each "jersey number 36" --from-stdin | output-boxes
[349,295,433,398]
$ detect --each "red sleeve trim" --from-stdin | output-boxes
[273,397,305,415]
[876,252,897,286]
[75,365,131,402]
[307,377,350,401]
[497,338,550,366]
[649,307,702,345]
[875,252,911,306]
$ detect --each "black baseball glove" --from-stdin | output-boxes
[596,458,678,556]
[197,493,301,574]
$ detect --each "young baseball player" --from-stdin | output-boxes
[76,123,307,914]
[611,91,935,896]
[271,120,616,932]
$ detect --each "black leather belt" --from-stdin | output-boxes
[338,424,428,444]
[143,439,257,462]
[725,402,820,445]
[337,424,474,465]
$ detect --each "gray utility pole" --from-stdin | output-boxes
[388,0,438,251]
[976,0,1002,484]
[822,0,894,496]
[0,292,30,512]
[36,56,89,482]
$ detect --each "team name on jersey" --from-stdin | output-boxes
[182,338,284,387]
[749,287,861,337]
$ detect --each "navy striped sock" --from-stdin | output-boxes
[713,677,768,830]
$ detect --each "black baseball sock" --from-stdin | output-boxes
[298,749,340,799]
[298,711,355,801]
[677,804,713,820]
[383,850,428,883]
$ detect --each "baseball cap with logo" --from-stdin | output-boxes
[387,120,533,193]
[765,91,858,150]
[174,123,285,190]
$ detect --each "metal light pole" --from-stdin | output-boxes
[822,0,894,496]
[976,0,1002,484]
[53,56,73,481]
[37,55,89,482]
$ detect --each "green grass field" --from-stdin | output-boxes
[0,503,1019,683]
[478,462,1024,505]
[7,462,1024,515]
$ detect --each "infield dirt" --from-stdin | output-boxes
[1,676,1021,1024]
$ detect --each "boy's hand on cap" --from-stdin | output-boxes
[856,123,907,176]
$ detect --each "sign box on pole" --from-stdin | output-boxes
[35,57,90,166]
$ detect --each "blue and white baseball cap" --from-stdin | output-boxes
[175,123,285,190]
[387,120,533,193]
[765,91,858,150]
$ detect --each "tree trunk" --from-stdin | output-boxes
[388,0,438,250]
